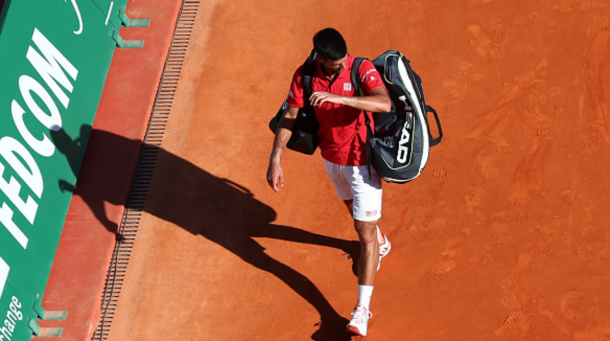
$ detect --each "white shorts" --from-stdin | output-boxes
[324,159,382,222]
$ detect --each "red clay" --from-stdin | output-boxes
[107,1,610,340]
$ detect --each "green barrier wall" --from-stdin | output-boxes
[0,0,134,339]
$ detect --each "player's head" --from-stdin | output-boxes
[313,28,348,73]
[313,28,347,60]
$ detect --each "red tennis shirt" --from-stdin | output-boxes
[286,55,386,166]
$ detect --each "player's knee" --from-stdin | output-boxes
[354,220,377,243]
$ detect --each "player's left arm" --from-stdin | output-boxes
[310,86,391,113]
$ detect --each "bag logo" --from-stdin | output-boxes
[343,83,352,91]
[397,95,413,164]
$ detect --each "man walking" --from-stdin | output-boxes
[266,28,392,337]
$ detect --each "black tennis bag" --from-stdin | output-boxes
[353,50,443,183]
[268,50,319,155]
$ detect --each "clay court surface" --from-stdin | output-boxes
[103,1,610,340]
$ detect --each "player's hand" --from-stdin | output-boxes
[266,162,284,193]
[310,91,343,107]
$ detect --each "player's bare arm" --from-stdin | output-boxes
[267,105,299,192]
[309,86,391,113]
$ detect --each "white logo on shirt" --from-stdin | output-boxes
[289,90,294,98]
[362,68,377,82]
[343,83,352,91]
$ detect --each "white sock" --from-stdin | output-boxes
[357,285,374,310]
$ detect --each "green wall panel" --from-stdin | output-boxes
[0,0,134,339]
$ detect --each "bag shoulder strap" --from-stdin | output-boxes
[351,57,375,179]
[302,49,317,102]
[351,57,366,96]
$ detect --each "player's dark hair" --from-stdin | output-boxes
[313,28,347,61]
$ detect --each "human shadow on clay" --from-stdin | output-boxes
[51,126,359,341]
[52,125,129,235]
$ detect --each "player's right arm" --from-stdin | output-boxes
[267,65,305,193]
[267,105,299,192]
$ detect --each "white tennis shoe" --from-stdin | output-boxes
[377,228,391,271]
[346,305,373,337]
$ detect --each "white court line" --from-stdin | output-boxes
[105,1,114,26]
[0,257,9,300]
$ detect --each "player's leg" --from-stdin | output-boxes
[346,164,389,271]
[354,219,379,286]
[343,199,386,247]
[343,164,386,337]
[324,160,391,336]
